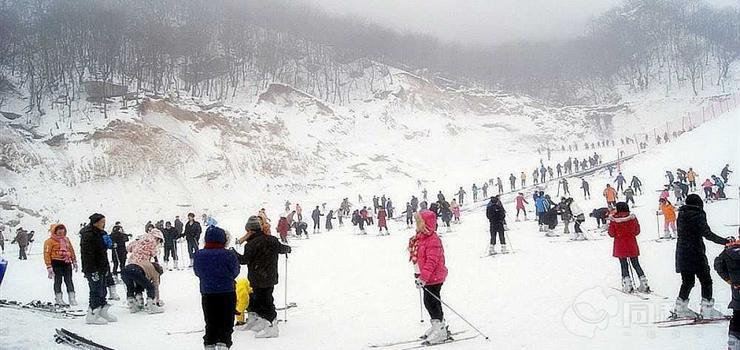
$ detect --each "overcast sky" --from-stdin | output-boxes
[300,0,740,45]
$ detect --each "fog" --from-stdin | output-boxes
[301,0,740,45]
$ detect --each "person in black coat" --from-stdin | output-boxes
[162,222,180,270]
[311,206,323,233]
[174,216,184,237]
[184,213,202,266]
[714,235,740,348]
[673,194,730,319]
[486,196,507,254]
[110,222,130,278]
[80,213,117,324]
[233,216,291,338]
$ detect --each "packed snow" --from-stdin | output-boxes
[0,105,738,349]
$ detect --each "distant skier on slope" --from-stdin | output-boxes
[486,196,508,255]
[686,168,698,191]
[472,184,479,202]
[614,172,626,192]
[408,210,450,345]
[608,202,651,293]
[658,198,677,239]
[721,164,733,184]
[520,171,527,188]
[377,207,389,235]
[508,174,516,192]
[451,199,461,223]
[515,193,528,221]
[623,187,636,206]
[456,187,466,205]
[581,178,591,199]
[603,184,618,207]
[533,169,539,185]
[311,206,323,234]
[404,203,414,228]
[630,176,643,195]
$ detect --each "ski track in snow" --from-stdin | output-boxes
[0,110,738,349]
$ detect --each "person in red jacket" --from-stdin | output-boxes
[608,202,651,293]
[276,216,289,243]
[377,207,389,236]
[408,210,449,345]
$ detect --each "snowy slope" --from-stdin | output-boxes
[0,107,737,349]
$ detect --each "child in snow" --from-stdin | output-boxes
[608,202,651,293]
[673,194,730,319]
[193,225,240,349]
[408,210,449,345]
[714,231,740,350]
[568,198,586,240]
[657,198,677,239]
[234,278,252,327]
[233,216,291,338]
[123,228,164,314]
[44,224,78,306]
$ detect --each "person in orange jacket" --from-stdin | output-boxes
[658,198,677,239]
[44,224,78,306]
[603,184,618,207]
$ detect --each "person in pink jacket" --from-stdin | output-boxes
[451,199,461,223]
[408,210,449,345]
[127,229,163,265]
[515,193,529,221]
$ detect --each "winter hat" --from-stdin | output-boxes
[205,225,227,245]
[149,228,164,241]
[685,194,703,209]
[89,213,105,224]
[615,202,630,213]
[49,224,67,236]
[245,216,262,232]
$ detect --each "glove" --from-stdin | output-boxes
[90,271,100,282]
[727,236,736,243]
[47,267,54,279]
[415,277,425,289]
[73,263,78,273]
[285,246,292,254]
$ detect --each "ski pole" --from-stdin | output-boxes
[419,289,424,323]
[284,254,289,323]
[655,212,660,240]
[504,231,514,252]
[421,286,491,341]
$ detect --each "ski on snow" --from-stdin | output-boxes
[368,331,467,348]
[397,334,479,350]
[54,328,114,350]
[655,315,731,328]
[609,287,667,300]
[0,299,85,318]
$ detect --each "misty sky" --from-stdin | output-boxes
[300,0,740,45]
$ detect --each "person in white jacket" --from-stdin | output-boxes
[568,198,586,240]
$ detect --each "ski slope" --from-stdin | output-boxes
[0,109,738,350]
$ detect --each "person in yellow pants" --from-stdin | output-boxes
[235,278,252,326]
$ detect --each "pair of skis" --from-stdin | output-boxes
[610,287,668,301]
[54,328,113,350]
[654,315,731,328]
[166,303,298,335]
[369,330,478,349]
[0,299,85,318]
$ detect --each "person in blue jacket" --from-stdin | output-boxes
[194,226,240,350]
[535,191,549,232]
[614,172,626,192]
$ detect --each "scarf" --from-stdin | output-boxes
[408,233,422,263]
[204,241,225,249]
[53,234,72,263]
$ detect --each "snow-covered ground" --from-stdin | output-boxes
[0,106,738,349]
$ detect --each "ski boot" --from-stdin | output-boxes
[54,293,68,306]
[424,319,450,345]
[255,321,279,338]
[500,244,509,254]
[127,297,141,313]
[108,286,120,301]
[174,260,180,271]
[99,304,118,322]
[68,292,77,306]
[250,317,269,333]
[146,298,164,314]
[488,244,497,256]
[700,298,725,319]
[671,298,699,319]
[85,308,108,325]
[637,276,651,293]
[621,276,634,293]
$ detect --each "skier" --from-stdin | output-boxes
[540,165,547,183]
[486,196,507,254]
[569,198,586,240]
[110,222,129,279]
[590,207,610,229]
[124,228,163,313]
[404,203,414,228]
[451,199,461,223]
[13,228,29,260]
[687,168,698,191]
[623,187,636,206]
[162,221,180,270]
[574,159,580,173]
[377,207,389,235]
[515,193,528,221]
[121,259,164,315]
[556,163,563,178]
[276,216,289,243]
[713,236,740,349]
[674,181,688,205]
[381,195,387,210]
[557,197,572,236]
[559,178,571,196]
[533,169,539,185]
[614,172,626,192]
[295,204,303,222]
[603,184,618,207]
[295,220,309,239]
[481,183,489,198]
[44,224,78,306]
[311,206,323,234]
[581,178,591,199]
[174,216,184,239]
[325,210,335,232]
[721,164,733,184]
[438,199,453,232]
[520,171,526,188]
[712,175,727,199]
[422,189,428,202]
[0,223,4,254]
[497,177,504,194]
[548,166,554,179]
[284,201,291,213]
[534,192,549,232]
[373,196,381,214]
[80,213,117,325]
[408,210,450,345]
[630,176,643,195]
[355,209,366,234]
[508,174,516,192]
[386,198,394,218]
[673,194,730,319]
[455,187,466,205]
[194,225,240,348]
[608,202,651,293]
[472,184,479,202]
[234,216,291,338]
[411,196,419,212]
[677,168,688,183]
[701,178,715,200]
[665,171,675,189]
